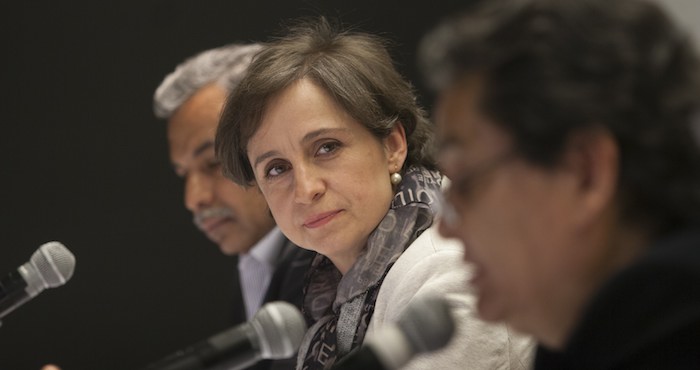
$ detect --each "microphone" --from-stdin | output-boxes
[145,301,308,370]
[0,241,76,321]
[332,295,455,370]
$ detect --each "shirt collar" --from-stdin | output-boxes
[240,227,285,268]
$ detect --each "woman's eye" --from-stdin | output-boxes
[266,163,289,178]
[206,160,221,171]
[317,141,340,155]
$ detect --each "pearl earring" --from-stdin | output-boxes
[390,172,402,185]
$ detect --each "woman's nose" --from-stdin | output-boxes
[293,165,325,204]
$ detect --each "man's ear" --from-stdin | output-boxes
[563,127,619,225]
[385,122,408,171]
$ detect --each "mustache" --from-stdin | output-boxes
[193,207,236,227]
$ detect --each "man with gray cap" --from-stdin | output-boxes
[153,43,313,370]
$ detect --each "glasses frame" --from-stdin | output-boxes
[439,150,516,227]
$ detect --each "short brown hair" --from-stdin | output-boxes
[216,17,436,186]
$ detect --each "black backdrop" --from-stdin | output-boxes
[0,1,469,369]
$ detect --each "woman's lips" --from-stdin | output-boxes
[304,210,342,229]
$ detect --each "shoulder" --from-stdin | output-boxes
[265,238,314,305]
[381,225,467,298]
[278,237,315,269]
[370,223,535,369]
[401,223,463,257]
[370,224,468,323]
[563,229,700,369]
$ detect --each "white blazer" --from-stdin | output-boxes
[367,224,534,369]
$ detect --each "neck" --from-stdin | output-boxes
[540,214,651,349]
[329,249,363,275]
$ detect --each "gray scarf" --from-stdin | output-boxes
[298,166,443,370]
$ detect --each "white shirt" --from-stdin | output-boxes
[238,227,286,320]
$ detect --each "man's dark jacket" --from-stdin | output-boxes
[231,238,314,370]
[535,229,700,369]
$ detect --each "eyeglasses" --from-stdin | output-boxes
[439,150,515,226]
[444,148,515,197]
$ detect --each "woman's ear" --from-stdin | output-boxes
[384,122,408,171]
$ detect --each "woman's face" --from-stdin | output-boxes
[246,79,407,273]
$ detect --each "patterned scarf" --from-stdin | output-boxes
[297,166,443,370]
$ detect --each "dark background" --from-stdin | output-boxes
[0,1,469,369]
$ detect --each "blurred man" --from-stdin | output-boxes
[153,44,314,370]
[420,0,700,368]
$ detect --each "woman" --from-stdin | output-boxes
[216,18,533,369]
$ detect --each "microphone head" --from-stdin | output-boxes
[250,301,307,360]
[23,241,76,296]
[397,295,455,354]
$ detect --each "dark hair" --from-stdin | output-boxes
[216,17,436,186]
[420,0,700,233]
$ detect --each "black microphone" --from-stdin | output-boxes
[145,301,308,370]
[0,241,76,321]
[332,295,455,370]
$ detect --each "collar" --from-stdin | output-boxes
[239,227,285,269]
